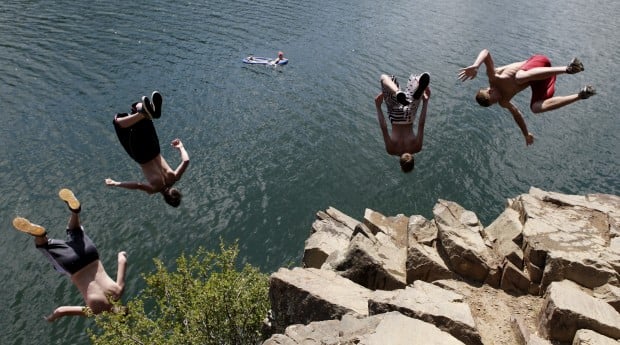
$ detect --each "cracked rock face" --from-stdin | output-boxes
[273,188,620,345]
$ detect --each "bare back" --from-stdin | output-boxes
[71,261,122,314]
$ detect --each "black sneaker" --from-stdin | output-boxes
[578,85,596,99]
[396,91,409,106]
[566,58,584,74]
[151,91,162,119]
[412,73,430,100]
[141,96,155,119]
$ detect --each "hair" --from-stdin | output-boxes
[399,153,415,173]
[475,89,492,107]
[162,187,182,207]
[278,51,284,57]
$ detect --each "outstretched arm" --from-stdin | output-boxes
[45,306,87,322]
[104,178,157,194]
[458,49,496,82]
[116,251,127,295]
[414,88,431,152]
[171,139,190,180]
[375,93,395,154]
[503,102,534,146]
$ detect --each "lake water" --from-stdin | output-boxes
[1,0,618,344]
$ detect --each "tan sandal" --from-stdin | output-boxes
[12,217,46,237]
[58,188,81,213]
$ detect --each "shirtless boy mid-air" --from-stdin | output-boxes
[459,49,596,146]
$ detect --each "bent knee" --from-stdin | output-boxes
[530,103,544,114]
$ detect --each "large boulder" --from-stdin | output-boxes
[594,283,620,313]
[406,240,454,283]
[330,230,407,290]
[433,199,499,283]
[409,215,438,246]
[263,312,466,345]
[483,207,524,269]
[500,259,531,295]
[571,329,620,345]
[517,188,620,290]
[538,280,620,342]
[363,208,409,249]
[368,281,482,345]
[269,267,373,333]
[303,208,356,269]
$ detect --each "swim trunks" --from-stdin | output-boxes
[113,113,161,164]
[520,55,556,108]
[37,226,100,276]
[381,75,421,125]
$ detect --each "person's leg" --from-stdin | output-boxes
[12,217,49,246]
[380,74,400,94]
[531,85,596,113]
[381,74,408,106]
[516,66,567,84]
[531,94,580,113]
[59,188,82,230]
[516,55,581,85]
[115,111,150,128]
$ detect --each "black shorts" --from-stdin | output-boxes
[113,113,161,164]
[37,226,100,275]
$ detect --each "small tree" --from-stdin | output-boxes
[89,240,270,345]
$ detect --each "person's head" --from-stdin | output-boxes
[475,87,499,107]
[278,51,284,58]
[161,187,182,207]
[399,153,415,173]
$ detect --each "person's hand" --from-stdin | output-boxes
[171,138,184,149]
[44,310,58,322]
[423,87,431,102]
[525,133,534,146]
[105,178,119,186]
[374,93,384,107]
[458,66,478,82]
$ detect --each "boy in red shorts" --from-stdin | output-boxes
[458,49,596,146]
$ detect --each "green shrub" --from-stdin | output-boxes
[89,240,270,345]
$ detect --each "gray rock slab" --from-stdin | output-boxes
[333,231,407,290]
[406,241,453,284]
[369,281,482,345]
[538,280,620,342]
[269,267,373,333]
[262,312,466,345]
[363,208,409,249]
[408,215,438,246]
[572,329,620,345]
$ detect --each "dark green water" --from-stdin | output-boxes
[1,0,618,344]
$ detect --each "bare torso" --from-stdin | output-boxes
[387,123,420,156]
[140,155,177,192]
[490,61,529,106]
[71,261,122,314]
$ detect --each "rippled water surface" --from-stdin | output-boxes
[1,0,618,344]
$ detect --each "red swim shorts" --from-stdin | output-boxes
[520,55,556,108]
